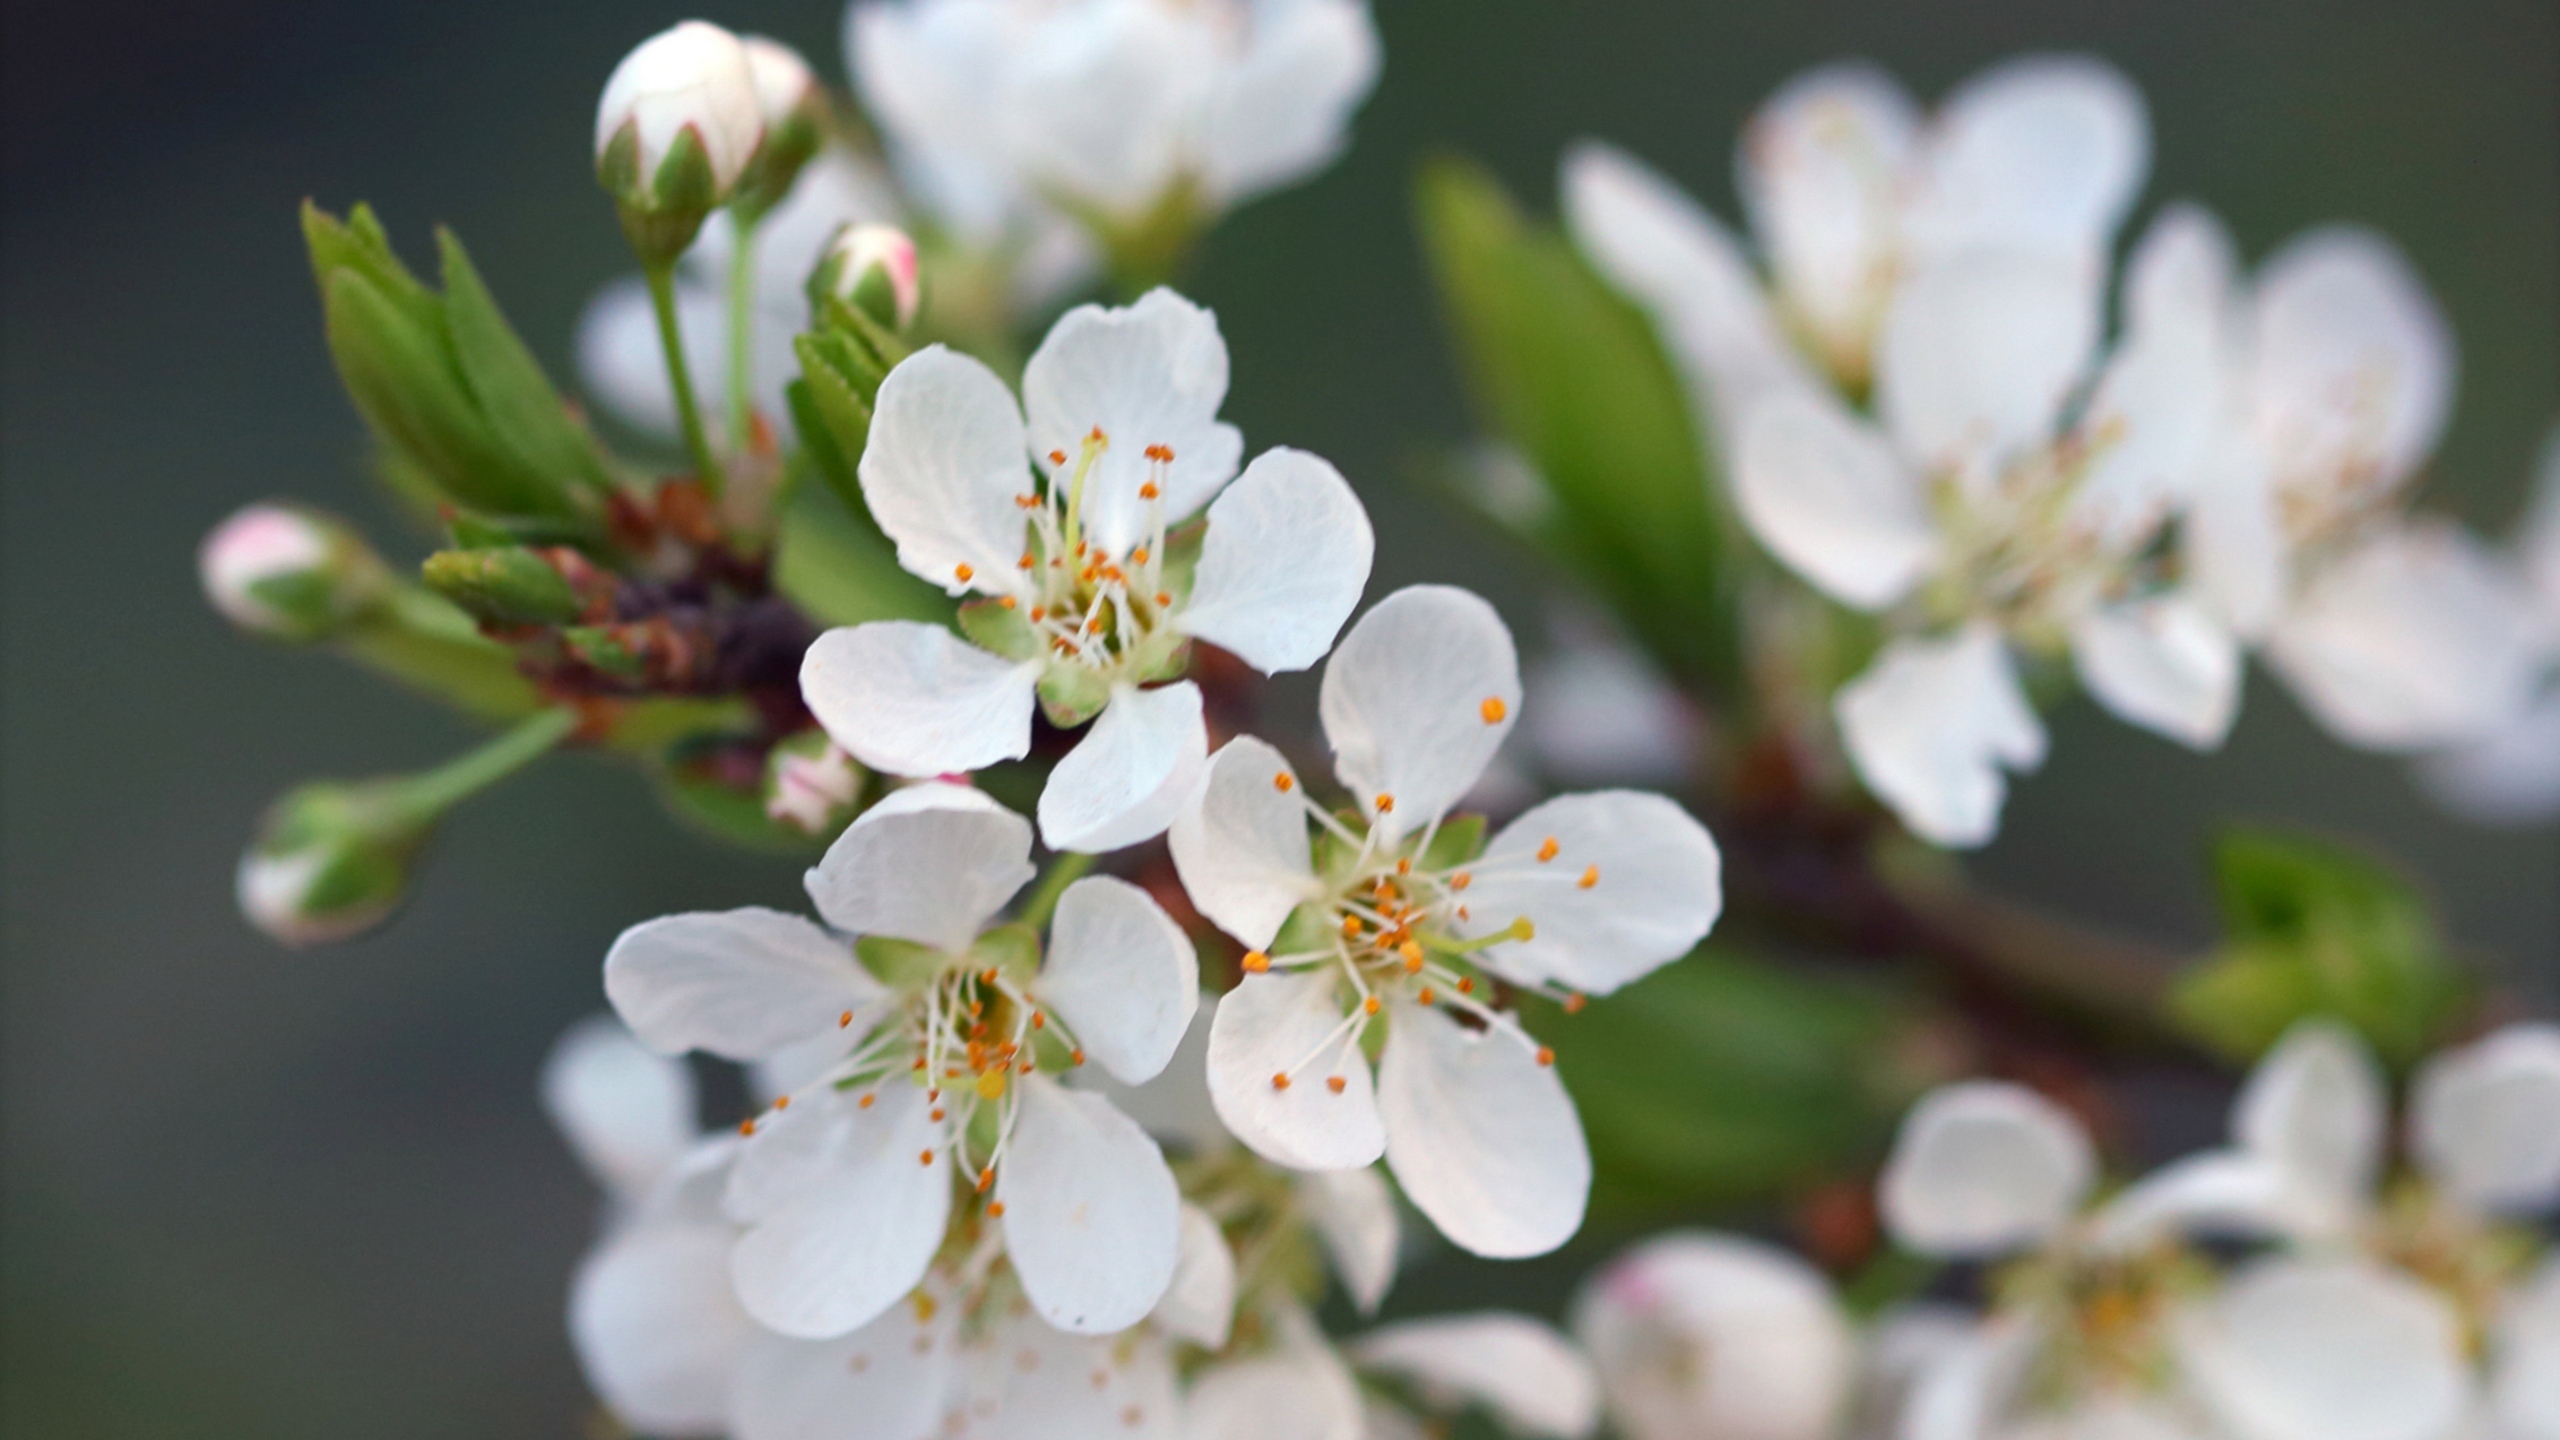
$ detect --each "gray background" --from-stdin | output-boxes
[4,1,2553,1434]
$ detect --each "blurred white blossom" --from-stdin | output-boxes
[2418,424,2560,824]
[1571,1230,1856,1440]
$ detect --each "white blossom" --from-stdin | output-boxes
[800,289,1374,852]
[2417,423,2560,823]
[1355,1313,1602,1439]
[1570,1230,1856,1440]
[595,21,767,199]
[1171,585,1722,1258]
[604,782,1198,1340]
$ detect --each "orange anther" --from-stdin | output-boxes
[930,1108,945,1122]
[859,1093,876,1109]
[1395,857,1411,875]
[1578,865,1599,889]
[1417,987,1435,1005]
[981,967,999,984]
[1326,1076,1346,1094]
[1399,941,1424,974]
[1536,836,1560,863]
[1070,1049,1086,1066]
[774,1094,792,1109]
[911,1057,927,1070]
[1452,871,1472,890]
[999,595,1018,610]
[977,1167,995,1192]
[1030,1012,1045,1029]
[1274,772,1295,792]
[1139,482,1160,500]
[1242,951,1271,973]
[1364,995,1381,1016]
[1563,992,1587,1014]
[1374,794,1395,814]
[1457,977,1475,994]
[1049,450,1069,466]
[919,1149,935,1166]
[1535,1047,1556,1067]
[955,564,975,583]
[1088,426,1106,442]
[989,1201,1007,1217]
[1017,492,1040,509]
[738,1118,756,1136]
[840,1010,854,1027]
[1271,1073,1292,1091]
[1154,591,1172,606]
[1019,553,1035,570]
[1480,697,1507,724]
[1132,547,1150,564]
[1341,915,1363,939]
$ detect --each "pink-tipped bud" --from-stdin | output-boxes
[199,503,384,642]
[765,737,865,835]
[825,223,921,330]
[738,35,820,132]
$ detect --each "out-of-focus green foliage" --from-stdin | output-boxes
[1536,947,1929,1219]
[1414,157,1741,701]
[2171,828,2471,1069]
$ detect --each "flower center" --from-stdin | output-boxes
[1999,1241,2206,1407]
[1000,427,1186,682]
[1924,415,2165,647]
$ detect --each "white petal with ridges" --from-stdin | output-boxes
[2176,1257,2471,1440]
[1320,585,1521,841]
[2411,1022,2560,1216]
[858,345,1036,595]
[1568,1231,1854,1440]
[1733,388,1938,610]
[605,908,879,1063]
[1184,1327,1364,1440]
[1736,62,1917,373]
[543,1013,700,1199]
[1038,875,1199,1085]
[1207,968,1383,1171]
[1877,252,2101,481]
[1457,791,1722,996]
[1156,1203,1238,1349]
[1301,1166,1399,1315]
[2071,592,2242,749]
[1036,680,1209,853]
[970,1317,1180,1440]
[1170,735,1321,950]
[2074,205,2238,535]
[1022,290,1243,557]
[1378,1000,1589,1259]
[801,621,1041,777]
[1835,627,2048,850]
[804,781,1034,950]
[1197,0,1381,204]
[1880,1081,2094,1257]
[1180,447,1375,673]
[998,1075,1181,1335]
[2236,1019,2385,1236]
[727,1306,952,1440]
[1355,1314,1600,1440]
[727,1084,951,1339]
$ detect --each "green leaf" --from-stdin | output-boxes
[772,477,947,628]
[1414,157,1740,699]
[2169,829,2470,1069]
[435,230,614,498]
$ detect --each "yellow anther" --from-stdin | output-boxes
[1536,836,1559,863]
[914,1292,939,1323]
[977,1166,995,1192]
[1399,941,1424,973]
[975,1070,1008,1102]
[1363,995,1381,1016]
[1480,696,1507,724]
[1242,950,1271,973]
[1270,1072,1291,1091]
[1578,864,1599,890]
[1510,917,1536,942]
[988,1201,1006,1218]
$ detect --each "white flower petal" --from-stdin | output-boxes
[1560,140,1813,446]
[1021,290,1243,557]
[1897,1318,2040,1440]
[2176,1257,2472,1440]
[1457,791,1722,996]
[2095,1151,2299,1251]
[2415,688,2560,828]
[727,1084,952,1339]
[1877,251,2103,479]
[1320,585,1521,841]
[1905,54,2151,262]
[1835,627,2048,850]
[2190,437,2292,641]
[2234,1019,2386,1234]
[1155,1203,1238,1349]
[2493,1258,2560,1440]
[999,1074,1182,1335]
[2071,592,2243,750]
[1036,680,1210,853]
[2411,1022,2560,1217]
[2247,226,2455,506]
[1568,1231,1855,1440]
[1038,875,1199,1085]
[1300,1166,1400,1315]
[1880,1081,2094,1258]
[1078,999,1229,1155]
[1170,736,1322,950]
[1185,1328,1364,1440]
[1207,968,1384,1171]
[1197,0,1382,205]
[1852,1304,1979,1440]
[1378,1000,1589,1259]
[858,345,1036,594]
[2073,204,2240,535]
[727,1306,953,1440]
[543,1013,700,1199]
[570,1217,755,1438]
[1735,62,1917,374]
[801,621,1042,777]
[605,908,881,1063]
[804,781,1035,950]
[998,3,1196,219]
[2268,522,2545,752]
[972,1319,1180,1440]
[1179,447,1375,673]
[1356,1314,1600,1440]
[1733,387,1939,610]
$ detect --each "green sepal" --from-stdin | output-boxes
[958,597,1042,661]
[1037,665,1112,728]
[654,769,825,856]
[858,935,947,989]
[817,294,915,375]
[244,571,359,638]
[971,923,1043,985]
[1419,813,1489,871]
[1271,902,1341,963]
[1130,633,1193,685]
[1310,813,1368,888]
[1156,519,1207,607]
[562,625,645,679]
[420,547,582,626]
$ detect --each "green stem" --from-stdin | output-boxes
[726,213,761,448]
[338,586,542,721]
[644,261,727,496]
[1017,850,1099,931]
[389,708,581,820]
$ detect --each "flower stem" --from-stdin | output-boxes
[725,213,760,449]
[1018,850,1099,930]
[644,260,726,497]
[389,707,582,821]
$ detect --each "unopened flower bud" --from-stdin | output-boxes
[818,223,921,331]
[200,503,386,642]
[236,781,429,946]
[731,36,826,220]
[765,735,865,834]
[595,21,765,263]
[420,546,588,627]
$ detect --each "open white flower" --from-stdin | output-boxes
[1170,585,1723,1257]
[579,150,902,442]
[2185,228,2546,752]
[543,1016,759,1439]
[1726,205,2245,845]
[2418,424,2560,823]
[1569,1230,1856,1440]
[801,288,1374,852]
[605,782,1198,1340]
[1562,54,2149,446]
[848,0,1380,236]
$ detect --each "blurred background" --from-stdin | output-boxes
[3,1,2554,1434]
